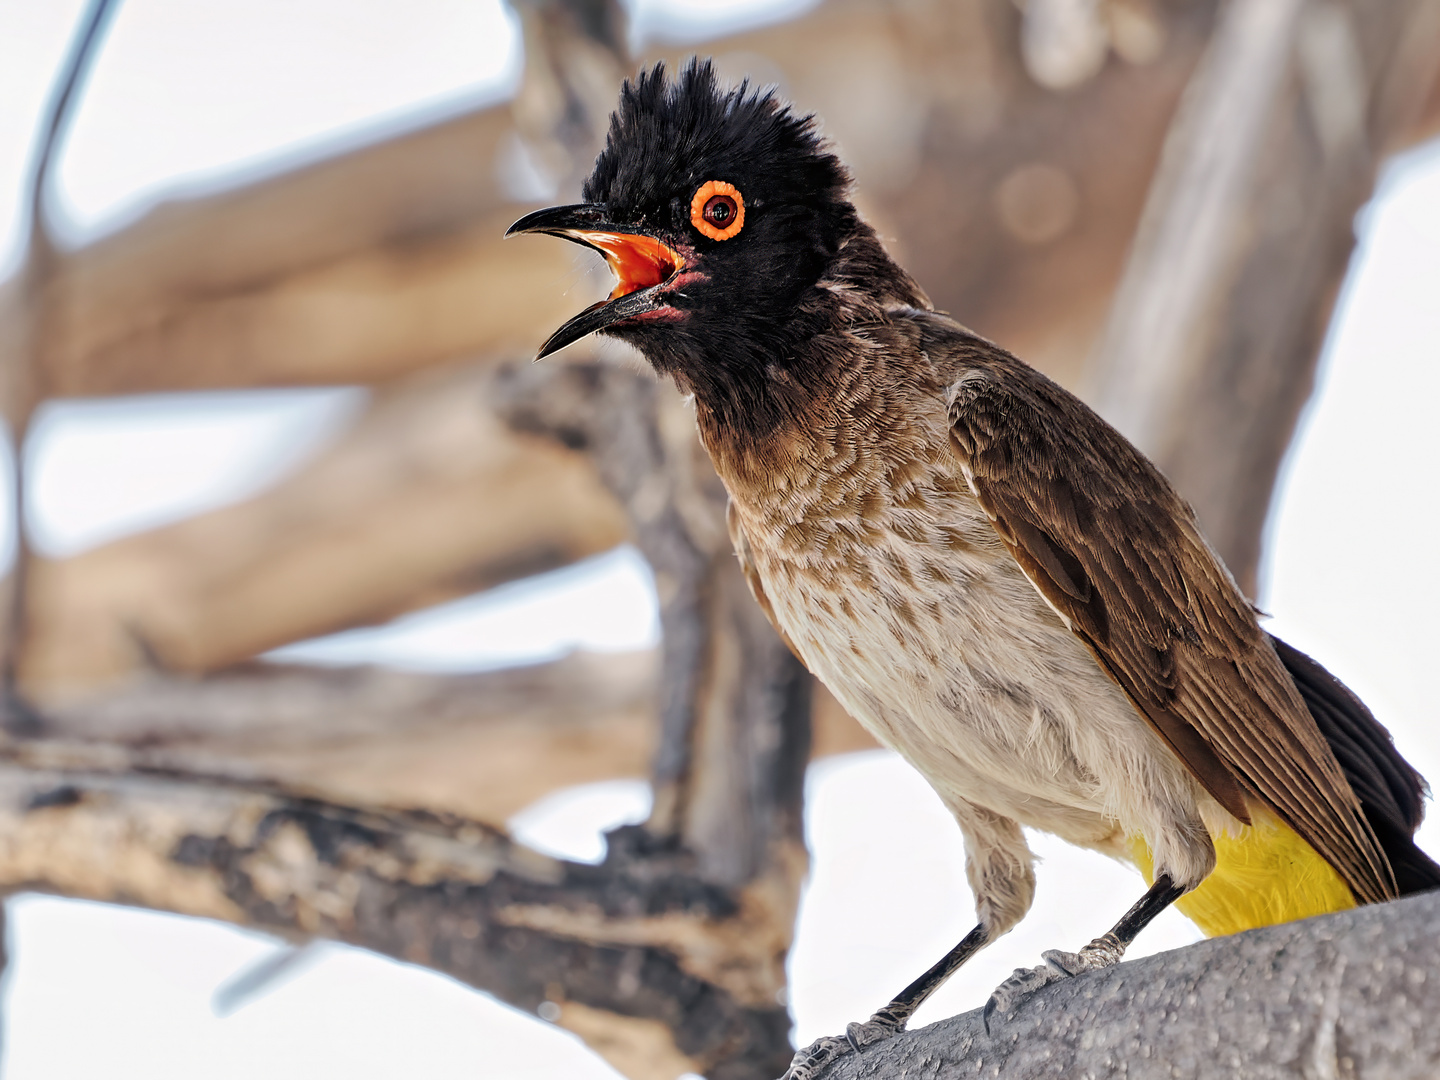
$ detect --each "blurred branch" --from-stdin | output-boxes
[35,649,870,830]
[0,0,630,399]
[817,891,1440,1079]
[0,349,820,1076]
[0,761,792,1080]
[4,0,121,732]
[509,0,629,186]
[1088,0,1440,597]
[0,0,1221,399]
[0,898,7,1060]
[40,652,659,824]
[210,940,320,1016]
[24,0,120,263]
[19,361,630,689]
[490,361,817,885]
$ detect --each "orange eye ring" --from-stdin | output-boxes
[690,180,745,241]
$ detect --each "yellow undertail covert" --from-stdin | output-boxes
[1128,808,1356,938]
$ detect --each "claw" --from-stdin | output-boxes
[984,959,1067,1032]
[782,1014,906,1079]
[781,1034,852,1080]
[982,938,1127,1033]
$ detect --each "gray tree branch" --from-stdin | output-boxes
[821,890,1440,1080]
[40,652,659,824]
[0,758,791,1080]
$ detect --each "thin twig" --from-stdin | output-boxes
[5,0,122,731]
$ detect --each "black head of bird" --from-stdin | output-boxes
[507,59,921,428]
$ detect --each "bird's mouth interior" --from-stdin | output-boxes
[577,232,684,300]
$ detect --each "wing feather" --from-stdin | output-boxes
[945,350,1395,904]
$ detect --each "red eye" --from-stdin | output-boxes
[704,195,736,227]
[690,180,745,240]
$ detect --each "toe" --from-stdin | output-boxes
[781,1034,852,1080]
[783,1013,907,1078]
[1038,949,1086,977]
[984,954,1082,1029]
[844,1015,902,1052]
[983,938,1132,1032]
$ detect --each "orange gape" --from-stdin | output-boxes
[583,233,683,299]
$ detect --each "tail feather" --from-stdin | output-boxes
[1271,634,1440,896]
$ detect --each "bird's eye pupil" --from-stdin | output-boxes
[704,196,734,225]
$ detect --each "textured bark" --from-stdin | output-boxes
[0,0,124,738]
[1088,0,1440,598]
[818,890,1440,1079]
[7,356,813,1076]
[490,360,815,888]
[0,760,793,1080]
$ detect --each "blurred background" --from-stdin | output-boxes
[0,0,1438,1077]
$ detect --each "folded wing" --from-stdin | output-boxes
[943,346,1395,905]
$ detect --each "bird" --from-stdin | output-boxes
[508,59,1440,1079]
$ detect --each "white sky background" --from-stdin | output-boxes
[0,1,1438,1077]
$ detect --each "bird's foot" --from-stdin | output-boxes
[780,1010,906,1080]
[982,932,1125,1033]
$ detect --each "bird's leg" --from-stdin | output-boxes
[983,874,1185,1030]
[781,923,989,1080]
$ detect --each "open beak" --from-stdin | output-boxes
[506,204,685,359]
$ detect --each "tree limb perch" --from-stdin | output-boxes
[821,891,1440,1079]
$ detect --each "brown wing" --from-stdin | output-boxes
[727,499,802,661]
[944,357,1395,904]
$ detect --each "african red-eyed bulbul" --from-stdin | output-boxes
[508,59,1440,1079]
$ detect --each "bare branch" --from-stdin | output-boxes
[19,360,630,689]
[0,760,793,1080]
[42,652,658,823]
[23,0,121,262]
[817,891,1440,1079]
[0,0,629,398]
[4,353,820,1077]
[35,650,874,823]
